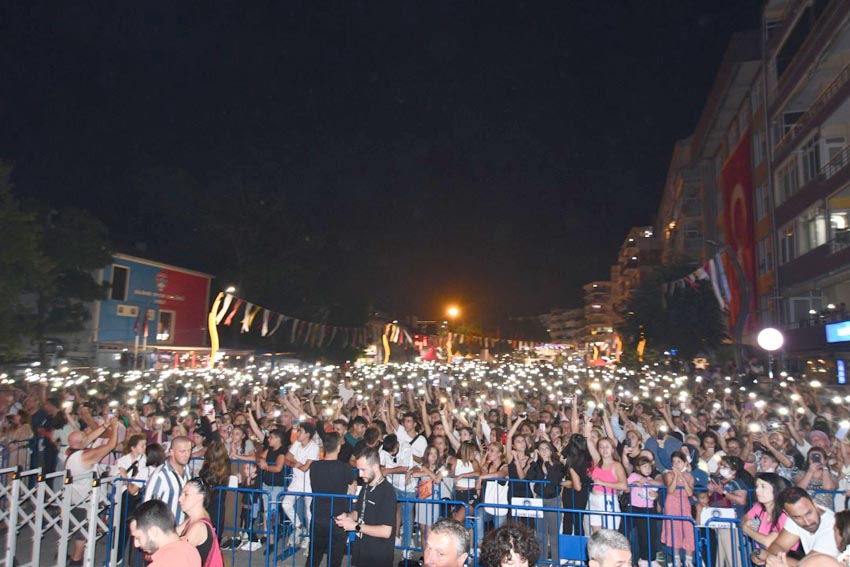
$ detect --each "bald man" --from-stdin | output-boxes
[66,419,120,566]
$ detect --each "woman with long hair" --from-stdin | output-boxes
[584,419,628,533]
[114,434,147,564]
[451,441,481,522]
[475,441,510,547]
[177,477,224,567]
[561,433,592,536]
[199,440,231,529]
[744,472,801,565]
[527,440,565,563]
[411,445,445,544]
[226,425,256,463]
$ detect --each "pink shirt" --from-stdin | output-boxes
[591,464,618,495]
[745,503,799,551]
[150,539,202,567]
[628,472,659,508]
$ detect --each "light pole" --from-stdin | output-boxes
[706,240,750,374]
[757,327,784,379]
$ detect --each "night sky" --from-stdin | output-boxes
[0,1,763,325]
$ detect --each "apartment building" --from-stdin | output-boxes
[540,307,585,345]
[760,0,850,354]
[610,226,662,325]
[582,280,616,355]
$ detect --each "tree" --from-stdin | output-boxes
[618,261,727,363]
[0,162,51,360]
[30,207,113,361]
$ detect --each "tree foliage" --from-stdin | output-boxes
[618,261,727,362]
[0,162,51,359]
[0,161,112,361]
[32,208,113,355]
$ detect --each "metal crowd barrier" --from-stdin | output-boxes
[0,459,761,567]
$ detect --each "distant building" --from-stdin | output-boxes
[610,227,661,324]
[62,253,213,367]
[539,308,584,345]
[582,281,615,352]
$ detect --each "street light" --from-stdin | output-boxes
[225,286,237,294]
[757,327,784,379]
[447,306,460,319]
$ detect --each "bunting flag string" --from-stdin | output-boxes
[662,251,731,311]
[207,290,552,363]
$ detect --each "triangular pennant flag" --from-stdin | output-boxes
[215,293,234,325]
[261,309,271,336]
[223,298,243,326]
[267,314,285,337]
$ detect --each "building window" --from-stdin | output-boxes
[757,237,773,275]
[801,135,820,185]
[755,184,769,220]
[778,223,797,265]
[110,265,129,301]
[799,203,827,254]
[776,157,800,205]
[752,129,767,166]
[750,80,764,115]
[684,222,702,239]
[157,310,175,343]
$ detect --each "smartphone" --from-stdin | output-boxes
[539,423,546,432]
[203,403,214,416]
[837,421,850,441]
[142,394,151,404]
[718,421,731,436]
[107,410,115,420]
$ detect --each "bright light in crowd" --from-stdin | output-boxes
[757,328,784,352]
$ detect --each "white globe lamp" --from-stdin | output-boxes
[757,327,784,379]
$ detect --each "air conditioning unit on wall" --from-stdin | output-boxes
[116,305,139,318]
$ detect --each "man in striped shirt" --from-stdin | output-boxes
[144,436,192,525]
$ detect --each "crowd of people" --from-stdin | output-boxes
[2,357,850,567]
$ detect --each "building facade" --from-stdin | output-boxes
[610,226,661,324]
[540,308,585,345]
[91,253,212,367]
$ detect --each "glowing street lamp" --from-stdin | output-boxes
[447,306,460,320]
[225,286,237,294]
[757,327,784,379]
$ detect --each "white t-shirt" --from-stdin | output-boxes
[396,426,427,461]
[783,505,839,556]
[288,440,319,493]
[380,447,416,492]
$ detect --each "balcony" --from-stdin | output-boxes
[775,141,850,227]
[774,57,850,162]
[769,0,850,120]
[778,237,850,287]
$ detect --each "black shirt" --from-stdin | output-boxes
[353,478,396,567]
[310,459,355,522]
[261,446,288,486]
[527,460,565,499]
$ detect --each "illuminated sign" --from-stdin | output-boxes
[826,321,850,343]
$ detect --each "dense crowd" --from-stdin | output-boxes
[2,357,850,567]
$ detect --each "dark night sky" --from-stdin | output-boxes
[0,1,763,324]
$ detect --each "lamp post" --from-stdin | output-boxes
[757,327,784,380]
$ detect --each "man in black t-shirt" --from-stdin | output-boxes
[335,447,397,567]
[308,432,356,567]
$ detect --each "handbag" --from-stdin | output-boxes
[418,478,433,499]
[483,480,510,516]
